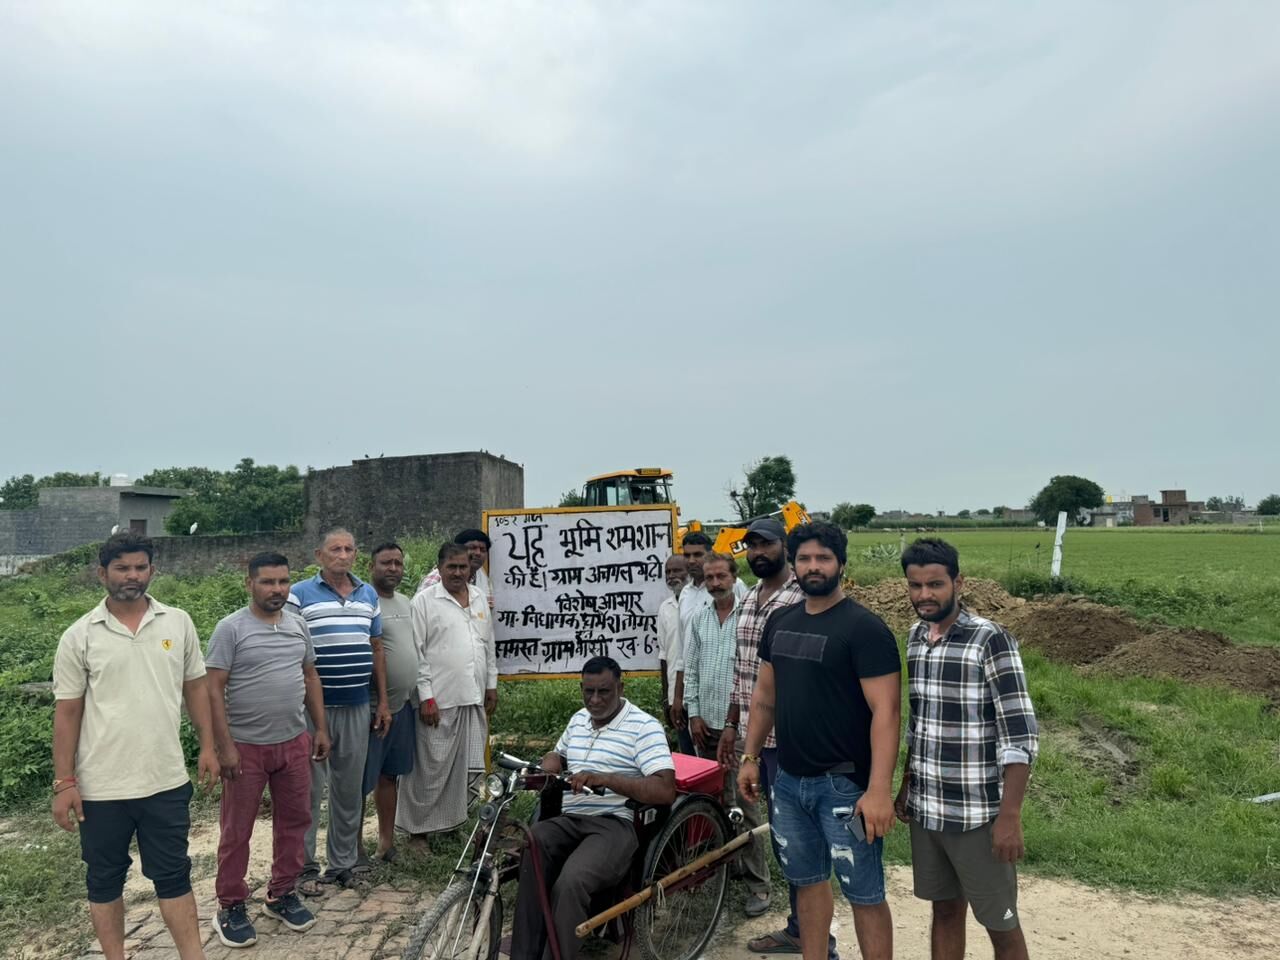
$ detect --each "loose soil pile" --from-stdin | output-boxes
[845,578,1280,699]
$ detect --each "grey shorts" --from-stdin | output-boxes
[909,820,1019,931]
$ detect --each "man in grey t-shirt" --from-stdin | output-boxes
[360,543,419,864]
[207,553,331,947]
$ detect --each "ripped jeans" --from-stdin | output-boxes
[768,768,886,905]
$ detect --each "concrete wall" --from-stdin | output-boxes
[0,554,45,576]
[151,532,314,577]
[0,488,117,554]
[0,487,187,556]
[304,451,523,546]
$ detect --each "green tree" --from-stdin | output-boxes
[832,502,876,530]
[1205,495,1245,512]
[558,489,587,507]
[138,466,224,497]
[957,509,971,519]
[152,459,305,535]
[976,508,992,516]
[0,474,37,510]
[0,471,104,510]
[1257,494,1280,516]
[1029,475,1105,526]
[729,455,796,521]
[992,505,1007,518]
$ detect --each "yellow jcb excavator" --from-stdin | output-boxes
[580,468,810,557]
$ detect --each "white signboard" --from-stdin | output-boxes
[484,505,677,679]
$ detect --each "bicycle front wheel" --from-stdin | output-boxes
[401,879,502,960]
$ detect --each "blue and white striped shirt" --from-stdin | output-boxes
[556,700,674,821]
[288,573,382,707]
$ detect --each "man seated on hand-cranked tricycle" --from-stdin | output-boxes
[510,655,676,960]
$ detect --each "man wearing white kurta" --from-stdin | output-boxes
[396,544,498,839]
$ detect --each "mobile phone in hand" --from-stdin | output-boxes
[833,805,868,844]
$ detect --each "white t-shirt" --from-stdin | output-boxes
[556,700,675,821]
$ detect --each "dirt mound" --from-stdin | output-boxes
[1086,629,1280,697]
[845,577,1025,635]
[1004,597,1280,697]
[1000,595,1147,665]
[845,577,1280,698]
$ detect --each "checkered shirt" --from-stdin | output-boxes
[905,609,1039,832]
[730,577,804,750]
[683,600,740,728]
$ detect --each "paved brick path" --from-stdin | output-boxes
[82,875,428,960]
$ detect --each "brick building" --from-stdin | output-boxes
[1132,490,1206,526]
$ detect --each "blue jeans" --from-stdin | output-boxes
[761,749,839,958]
[769,767,886,906]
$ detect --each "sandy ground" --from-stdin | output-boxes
[112,812,1277,960]
[705,867,1277,960]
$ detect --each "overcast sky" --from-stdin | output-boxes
[2,2,1276,519]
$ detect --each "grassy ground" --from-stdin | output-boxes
[844,526,1280,646]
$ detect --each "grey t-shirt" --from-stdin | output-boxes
[377,592,417,710]
[206,607,315,745]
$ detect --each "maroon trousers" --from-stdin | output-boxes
[215,731,312,906]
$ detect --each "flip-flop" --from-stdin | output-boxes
[744,893,772,917]
[747,930,802,954]
[322,869,370,891]
[377,848,399,864]
[297,873,324,898]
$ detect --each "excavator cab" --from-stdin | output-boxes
[583,468,674,507]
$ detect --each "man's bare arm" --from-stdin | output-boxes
[572,768,676,806]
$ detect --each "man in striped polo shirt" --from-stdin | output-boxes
[288,529,391,892]
[511,656,675,960]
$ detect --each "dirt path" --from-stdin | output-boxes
[707,867,1277,960]
[27,812,1276,959]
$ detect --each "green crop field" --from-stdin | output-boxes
[844,526,1280,647]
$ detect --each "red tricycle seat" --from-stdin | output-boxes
[673,753,723,796]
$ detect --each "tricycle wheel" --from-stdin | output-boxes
[634,796,730,960]
[401,879,502,960]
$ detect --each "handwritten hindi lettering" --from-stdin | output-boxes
[484,505,676,677]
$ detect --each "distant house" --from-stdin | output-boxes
[0,486,189,572]
[1132,490,1206,526]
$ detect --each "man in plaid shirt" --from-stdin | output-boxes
[685,552,772,915]
[893,538,1038,960]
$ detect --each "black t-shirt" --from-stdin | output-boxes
[759,597,901,785]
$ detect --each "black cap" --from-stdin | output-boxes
[744,518,786,542]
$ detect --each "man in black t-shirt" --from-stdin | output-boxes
[739,522,901,960]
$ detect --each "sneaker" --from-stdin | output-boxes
[263,892,317,932]
[213,902,258,948]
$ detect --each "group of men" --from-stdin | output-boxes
[51,516,1038,960]
[51,526,500,957]
[658,521,1040,960]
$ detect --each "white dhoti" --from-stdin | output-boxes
[395,703,487,835]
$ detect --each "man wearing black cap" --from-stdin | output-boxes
[415,529,494,609]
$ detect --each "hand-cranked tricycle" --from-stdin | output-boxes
[401,752,768,960]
